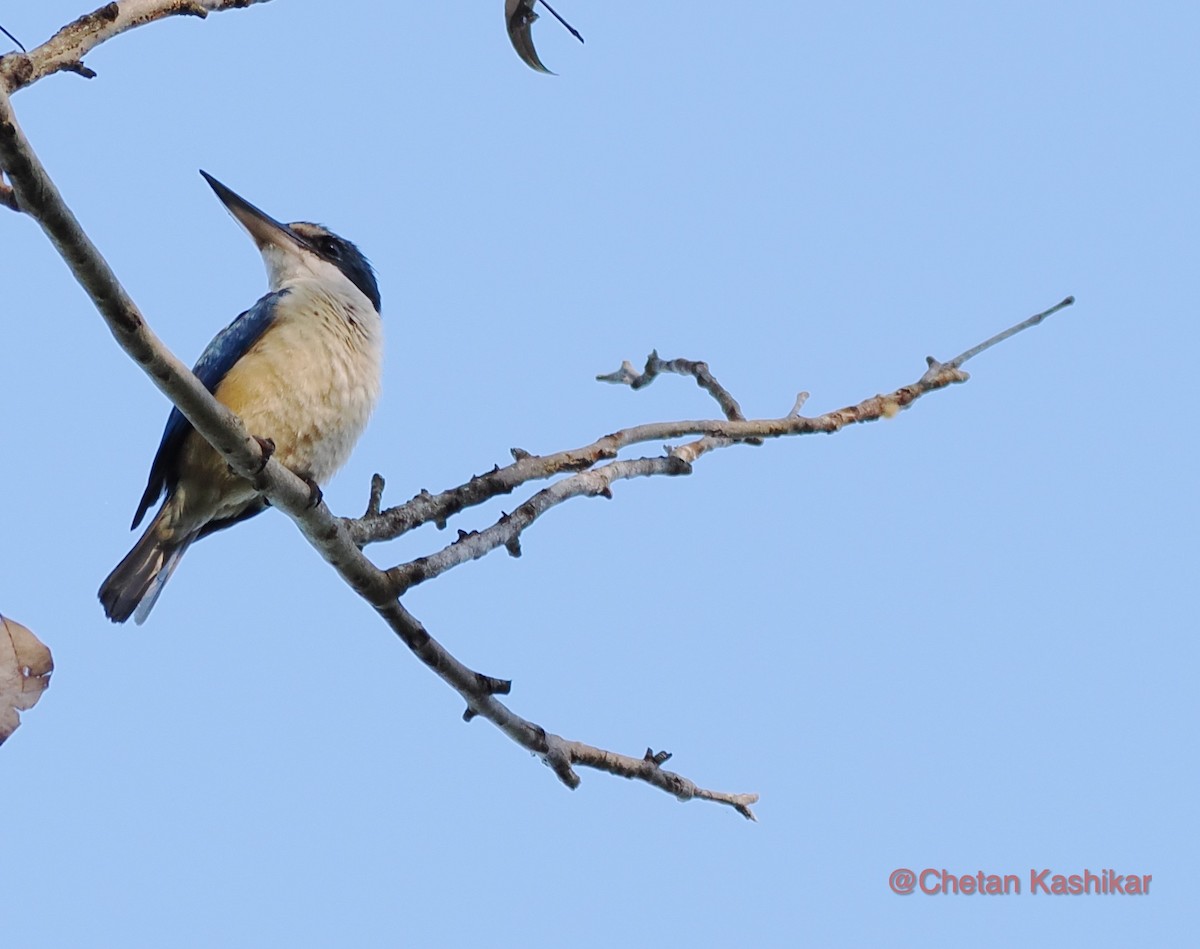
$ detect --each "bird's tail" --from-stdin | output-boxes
[98,509,196,625]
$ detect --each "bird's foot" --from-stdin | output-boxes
[300,475,323,509]
[252,436,276,473]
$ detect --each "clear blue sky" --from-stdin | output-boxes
[2,2,1194,945]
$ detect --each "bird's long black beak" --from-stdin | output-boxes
[200,170,308,254]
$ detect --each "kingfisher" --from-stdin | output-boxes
[99,171,383,624]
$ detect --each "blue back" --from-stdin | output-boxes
[130,290,288,528]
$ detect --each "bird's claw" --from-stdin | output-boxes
[253,436,276,473]
[301,475,323,509]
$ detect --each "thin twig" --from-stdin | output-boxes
[363,473,385,518]
[537,0,584,44]
[598,350,748,421]
[941,296,1075,370]
[597,350,761,455]
[1,23,26,54]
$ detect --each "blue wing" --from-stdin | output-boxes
[130,290,289,529]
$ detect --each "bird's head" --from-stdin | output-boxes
[200,170,381,313]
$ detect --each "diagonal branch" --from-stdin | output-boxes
[387,454,694,594]
[940,296,1074,368]
[0,0,274,95]
[0,78,756,818]
[351,296,1074,554]
[377,599,758,819]
[347,369,969,548]
[348,354,761,545]
[374,297,1073,592]
[346,445,620,545]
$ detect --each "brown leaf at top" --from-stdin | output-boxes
[505,0,584,74]
[0,613,54,746]
[506,0,551,73]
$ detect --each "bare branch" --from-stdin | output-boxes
[346,443,620,544]
[598,350,749,421]
[348,349,769,545]
[353,299,1074,556]
[939,296,1075,370]
[377,360,974,591]
[0,0,273,95]
[354,363,972,554]
[598,349,761,457]
[377,600,757,818]
[362,473,386,519]
[0,81,753,816]
[545,738,759,820]
[0,92,269,475]
[388,454,692,594]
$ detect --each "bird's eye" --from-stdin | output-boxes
[320,237,342,260]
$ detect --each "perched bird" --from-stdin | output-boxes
[505,0,584,74]
[99,172,383,624]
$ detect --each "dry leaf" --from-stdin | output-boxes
[0,613,53,745]
[506,0,551,73]
[504,0,583,74]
